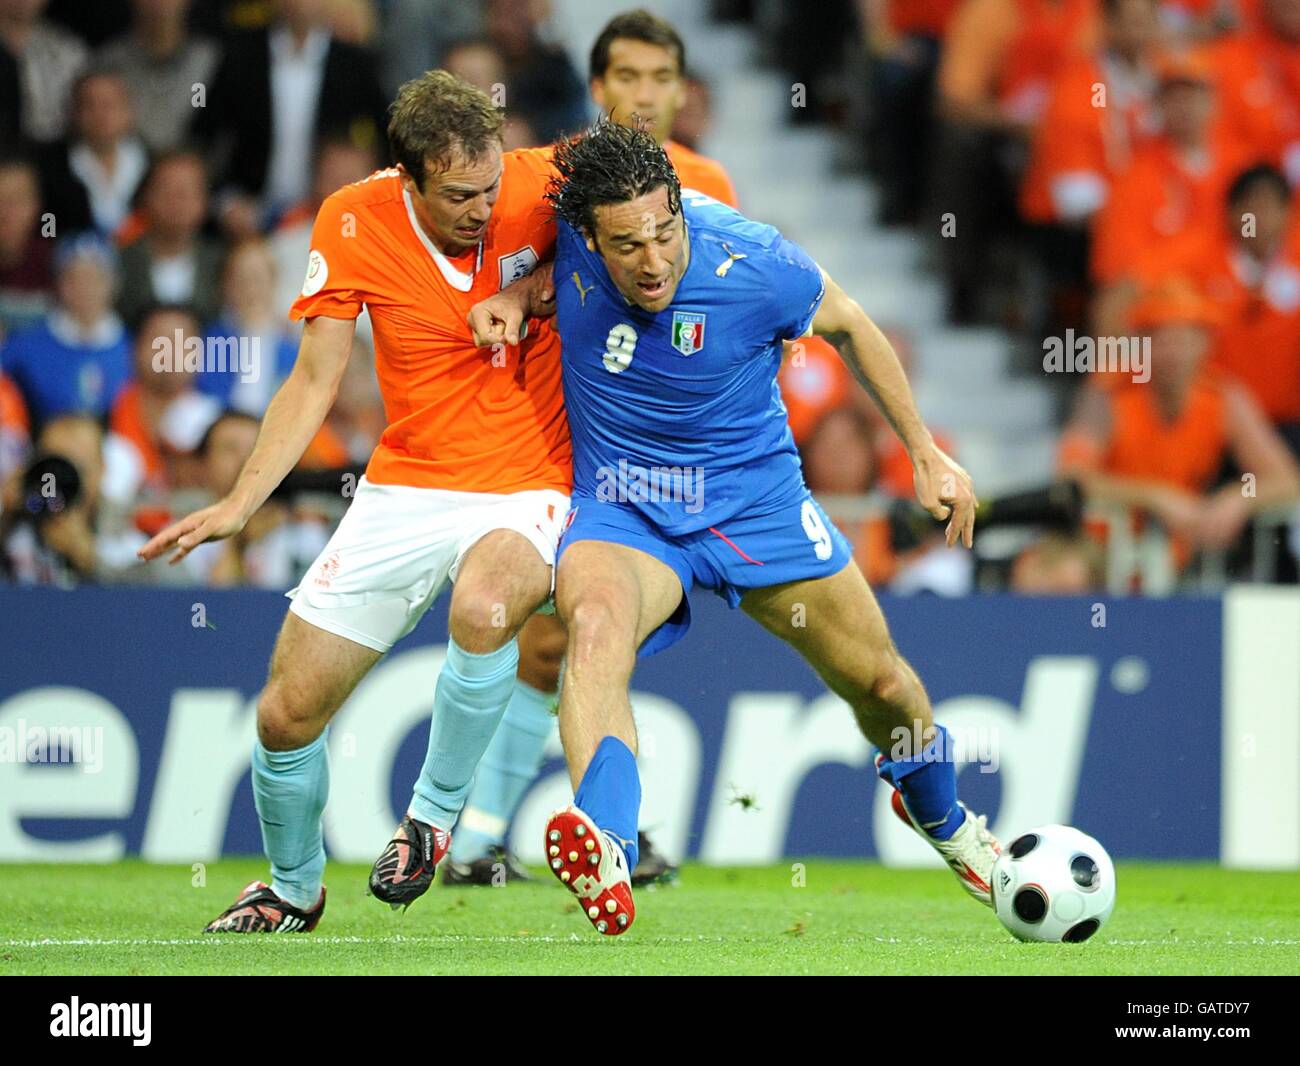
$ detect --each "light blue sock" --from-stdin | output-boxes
[252,729,330,910]
[410,637,520,830]
[450,679,557,863]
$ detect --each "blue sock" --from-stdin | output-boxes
[252,729,330,910]
[875,723,965,841]
[450,679,557,863]
[574,736,640,871]
[410,637,520,830]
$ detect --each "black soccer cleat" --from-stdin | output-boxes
[368,813,451,909]
[631,830,679,887]
[440,845,534,887]
[203,880,326,933]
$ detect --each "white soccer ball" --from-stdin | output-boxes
[990,825,1116,943]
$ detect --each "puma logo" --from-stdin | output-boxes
[571,271,595,305]
[715,243,747,278]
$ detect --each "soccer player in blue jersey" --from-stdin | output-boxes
[470,121,1001,936]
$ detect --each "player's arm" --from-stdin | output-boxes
[138,315,357,563]
[809,268,978,548]
[467,260,556,347]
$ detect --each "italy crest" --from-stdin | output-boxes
[671,311,706,356]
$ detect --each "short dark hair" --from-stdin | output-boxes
[589,9,686,81]
[198,410,261,457]
[547,119,681,238]
[388,70,503,191]
[1228,163,1291,208]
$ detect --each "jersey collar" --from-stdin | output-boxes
[403,188,484,292]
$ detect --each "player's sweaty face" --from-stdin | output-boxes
[404,145,503,256]
[592,39,685,145]
[589,185,688,313]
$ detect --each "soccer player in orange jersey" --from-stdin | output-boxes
[139,72,572,931]
[442,9,740,890]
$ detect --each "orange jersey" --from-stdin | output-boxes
[665,140,739,208]
[1089,132,1249,284]
[290,150,571,494]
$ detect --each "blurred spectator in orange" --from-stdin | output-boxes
[1010,532,1104,592]
[196,0,387,237]
[1021,0,1163,228]
[0,0,89,144]
[299,334,383,469]
[0,368,29,482]
[271,136,378,323]
[110,303,220,495]
[116,151,223,327]
[443,39,540,152]
[1,235,130,428]
[1090,51,1248,285]
[199,239,298,416]
[1205,0,1300,183]
[0,153,53,335]
[486,0,587,143]
[933,0,1098,322]
[1059,278,1300,560]
[97,0,221,154]
[38,70,148,239]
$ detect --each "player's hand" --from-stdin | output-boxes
[137,497,249,565]
[468,289,529,348]
[913,444,978,549]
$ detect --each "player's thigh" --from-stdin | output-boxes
[450,528,554,650]
[259,610,384,750]
[517,611,568,691]
[556,539,683,652]
[740,558,898,696]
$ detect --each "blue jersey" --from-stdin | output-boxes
[554,192,825,535]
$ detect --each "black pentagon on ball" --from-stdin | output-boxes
[1070,854,1100,890]
[1063,918,1100,943]
[1012,885,1048,923]
[1008,833,1040,859]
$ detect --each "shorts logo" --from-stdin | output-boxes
[671,312,706,356]
[301,249,328,297]
[313,550,341,588]
[499,246,538,290]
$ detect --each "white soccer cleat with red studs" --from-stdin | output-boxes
[544,805,635,936]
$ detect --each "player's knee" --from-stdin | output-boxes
[256,681,327,751]
[565,595,635,657]
[449,586,518,653]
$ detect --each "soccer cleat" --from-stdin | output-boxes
[202,880,325,933]
[544,805,635,936]
[631,830,679,887]
[440,845,534,887]
[889,789,1001,907]
[368,814,451,909]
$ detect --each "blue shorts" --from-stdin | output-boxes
[558,488,853,655]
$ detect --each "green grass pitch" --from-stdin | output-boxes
[1,861,1297,975]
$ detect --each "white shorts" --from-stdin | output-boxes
[287,476,570,653]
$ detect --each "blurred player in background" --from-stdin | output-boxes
[473,122,1000,937]
[139,72,571,932]
[444,8,737,888]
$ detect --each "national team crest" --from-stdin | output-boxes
[671,312,706,356]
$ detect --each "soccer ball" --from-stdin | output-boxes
[990,825,1116,943]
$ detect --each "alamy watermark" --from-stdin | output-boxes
[152,329,260,383]
[1043,330,1150,384]
[595,459,705,514]
[0,720,104,773]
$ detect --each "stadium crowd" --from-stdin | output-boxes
[2,0,1299,590]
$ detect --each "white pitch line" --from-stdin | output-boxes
[2,936,1297,948]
